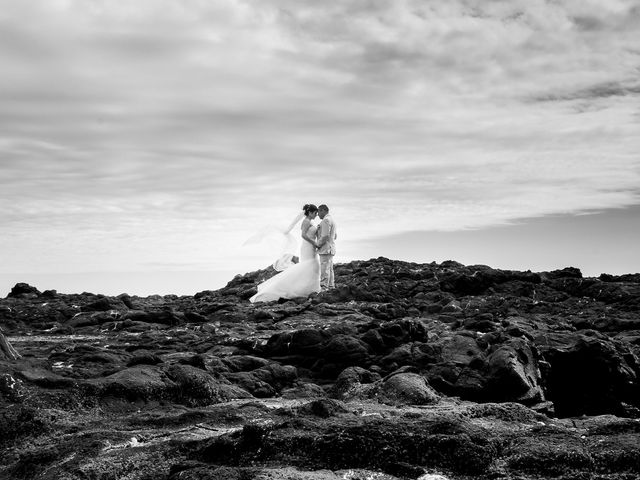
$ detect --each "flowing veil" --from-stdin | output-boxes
[243,212,305,271]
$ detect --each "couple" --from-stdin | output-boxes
[250,204,337,303]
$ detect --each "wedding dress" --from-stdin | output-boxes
[250,221,321,303]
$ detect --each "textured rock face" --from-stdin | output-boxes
[2,258,640,479]
[486,339,544,404]
[542,335,640,417]
[6,283,40,298]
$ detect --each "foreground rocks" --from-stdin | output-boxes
[1,257,640,479]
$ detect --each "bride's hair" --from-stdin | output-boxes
[303,204,318,215]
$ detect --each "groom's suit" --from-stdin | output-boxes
[318,214,337,289]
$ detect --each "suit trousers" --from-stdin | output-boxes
[319,254,335,289]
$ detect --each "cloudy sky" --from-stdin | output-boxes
[1,0,639,295]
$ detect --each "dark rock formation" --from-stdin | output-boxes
[2,258,640,479]
[7,283,40,298]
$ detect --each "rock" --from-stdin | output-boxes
[251,363,298,391]
[117,293,135,308]
[127,351,163,367]
[360,328,386,353]
[7,283,40,298]
[185,311,208,323]
[502,425,592,476]
[297,398,350,418]
[81,297,121,312]
[123,310,184,326]
[17,368,77,389]
[542,335,640,417]
[486,339,544,404]
[281,383,327,399]
[544,267,583,279]
[321,335,370,367]
[377,319,429,348]
[165,364,252,406]
[463,313,498,332]
[379,372,439,405]
[223,371,275,397]
[5,256,640,480]
[333,367,381,400]
[265,329,331,357]
[96,366,171,401]
[223,355,272,372]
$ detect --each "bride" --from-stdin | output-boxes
[250,204,321,303]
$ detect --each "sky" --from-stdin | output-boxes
[1,0,640,296]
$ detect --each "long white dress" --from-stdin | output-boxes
[250,221,321,303]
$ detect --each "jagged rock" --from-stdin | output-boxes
[544,267,583,279]
[486,339,544,404]
[4,256,640,479]
[7,283,40,298]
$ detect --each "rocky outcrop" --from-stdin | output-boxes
[6,282,40,298]
[2,258,640,479]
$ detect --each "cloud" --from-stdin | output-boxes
[533,80,640,102]
[0,0,639,276]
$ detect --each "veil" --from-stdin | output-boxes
[243,212,304,271]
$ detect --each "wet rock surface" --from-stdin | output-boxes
[2,257,640,479]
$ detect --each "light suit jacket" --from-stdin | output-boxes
[318,214,337,255]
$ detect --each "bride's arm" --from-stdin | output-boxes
[301,220,318,247]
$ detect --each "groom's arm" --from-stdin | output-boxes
[316,220,330,248]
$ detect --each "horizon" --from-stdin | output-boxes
[3,204,639,297]
[1,1,639,296]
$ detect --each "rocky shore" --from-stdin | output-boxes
[1,257,640,479]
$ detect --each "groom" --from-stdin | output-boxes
[316,204,337,290]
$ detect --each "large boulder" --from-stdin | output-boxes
[485,339,544,404]
[540,334,640,416]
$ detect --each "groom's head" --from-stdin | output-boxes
[318,204,329,219]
